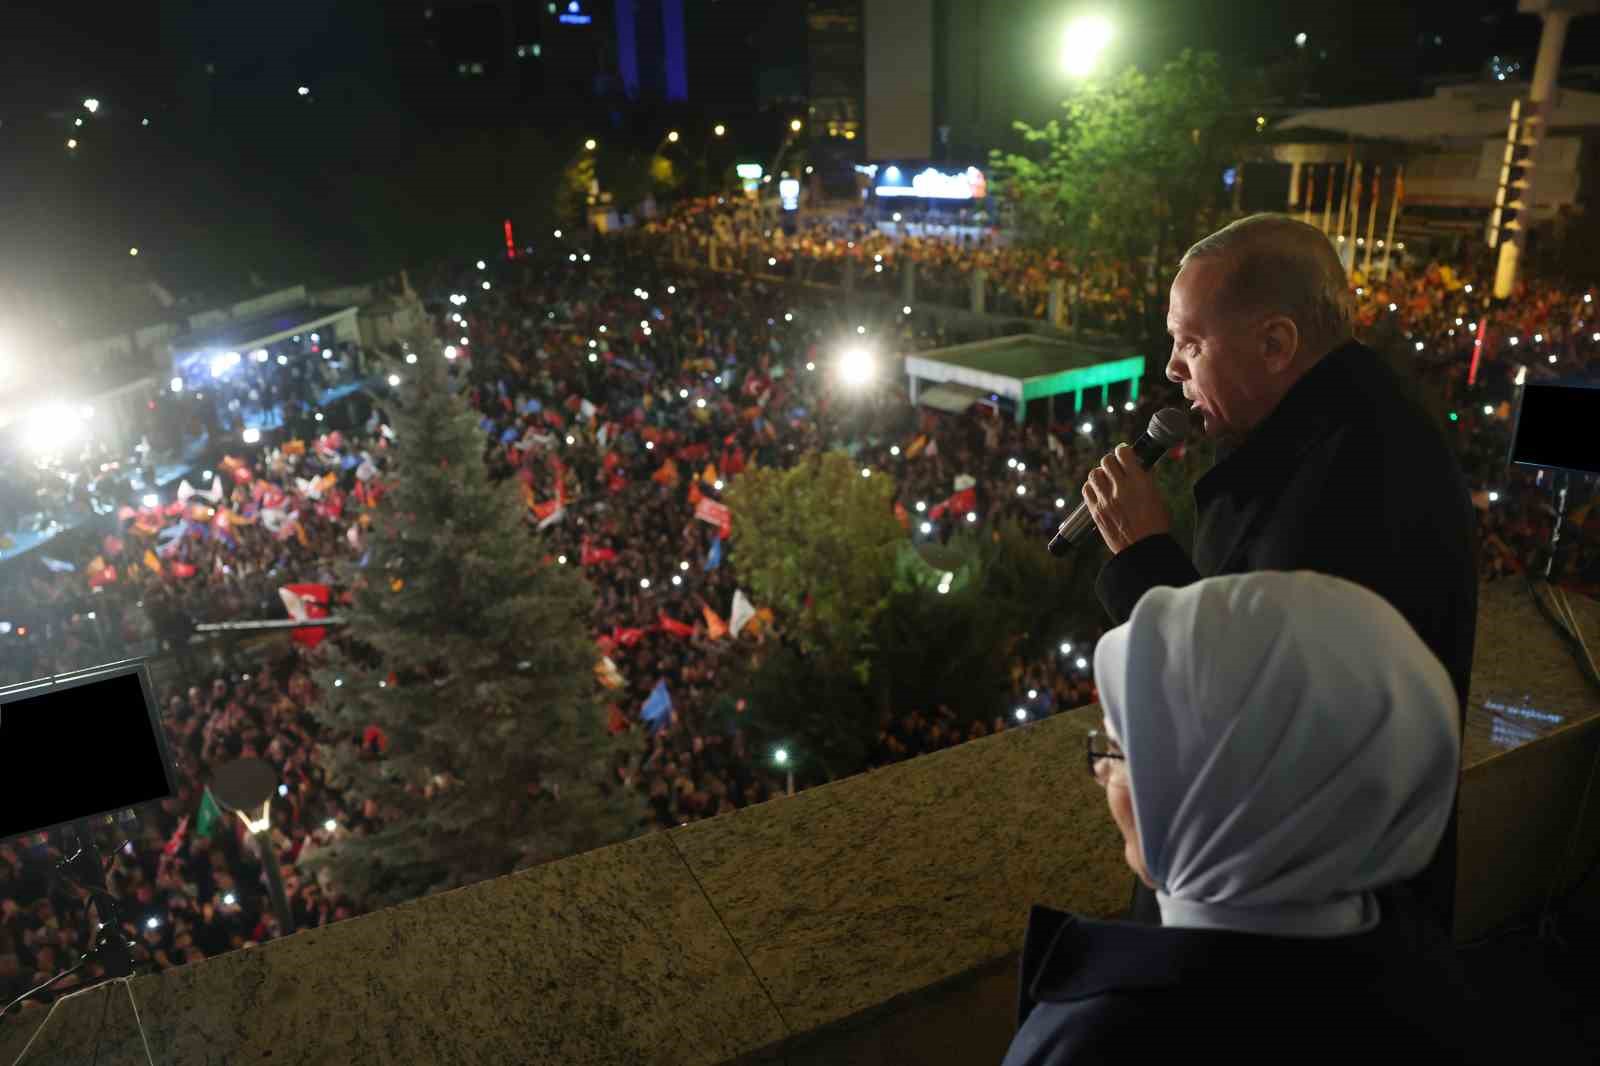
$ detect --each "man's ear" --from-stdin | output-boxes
[1260,315,1300,374]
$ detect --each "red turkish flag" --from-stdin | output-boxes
[280,583,331,648]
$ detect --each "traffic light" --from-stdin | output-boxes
[1488,98,1540,249]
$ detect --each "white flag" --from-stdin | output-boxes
[953,473,976,492]
[730,589,757,638]
[537,506,566,530]
[176,479,196,503]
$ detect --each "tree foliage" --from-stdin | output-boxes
[301,350,644,906]
[989,51,1253,329]
[724,451,905,683]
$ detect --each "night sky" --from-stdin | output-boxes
[2,0,1594,332]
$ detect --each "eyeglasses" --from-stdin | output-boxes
[1086,729,1126,777]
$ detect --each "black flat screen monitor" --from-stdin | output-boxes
[1510,382,1600,477]
[0,661,178,843]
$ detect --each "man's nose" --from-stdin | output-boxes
[1165,351,1188,384]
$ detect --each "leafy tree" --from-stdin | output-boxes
[989,50,1254,331]
[301,349,644,907]
[724,451,904,683]
[557,154,598,222]
[872,518,1103,726]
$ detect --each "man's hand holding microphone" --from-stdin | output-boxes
[1047,407,1189,557]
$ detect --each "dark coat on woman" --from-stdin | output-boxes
[1001,899,1487,1066]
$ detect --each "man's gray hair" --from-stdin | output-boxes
[1180,214,1354,353]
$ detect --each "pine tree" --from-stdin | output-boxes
[301,348,645,907]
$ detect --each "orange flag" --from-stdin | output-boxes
[143,549,163,576]
[702,604,728,640]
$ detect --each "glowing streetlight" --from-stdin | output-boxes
[789,118,803,133]
[667,130,680,143]
[83,98,100,113]
[129,247,139,256]
[1060,14,1114,78]
[836,346,874,387]
[66,138,77,150]
[584,138,597,151]
[713,123,726,137]
[297,86,310,96]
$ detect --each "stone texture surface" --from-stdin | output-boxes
[9,832,787,1066]
[1463,579,1600,768]
[668,702,1124,1038]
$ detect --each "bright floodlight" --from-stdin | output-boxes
[1061,14,1114,77]
[713,123,726,137]
[23,404,84,455]
[790,118,803,132]
[170,376,183,393]
[667,130,679,142]
[83,98,100,113]
[584,138,597,150]
[773,747,789,765]
[297,86,310,96]
[836,346,874,387]
[242,427,261,444]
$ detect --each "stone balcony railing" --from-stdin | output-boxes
[3,579,1597,1065]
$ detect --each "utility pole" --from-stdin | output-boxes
[1490,1,1600,298]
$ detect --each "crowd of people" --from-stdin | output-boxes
[4,210,1598,1020]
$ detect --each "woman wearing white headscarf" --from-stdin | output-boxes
[1002,571,1480,1065]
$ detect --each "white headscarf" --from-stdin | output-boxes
[1094,571,1461,938]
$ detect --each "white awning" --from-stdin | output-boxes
[918,383,986,413]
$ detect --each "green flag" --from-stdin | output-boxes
[195,787,225,838]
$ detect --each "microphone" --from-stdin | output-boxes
[1047,406,1191,557]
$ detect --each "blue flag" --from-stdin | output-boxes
[705,536,723,571]
[641,680,673,733]
[39,556,76,573]
[500,426,519,444]
[520,397,543,414]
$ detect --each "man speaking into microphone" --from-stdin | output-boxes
[1078,214,1477,933]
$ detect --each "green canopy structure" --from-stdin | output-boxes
[905,335,1146,424]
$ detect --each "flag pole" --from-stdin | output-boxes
[1320,164,1334,234]
[1379,166,1405,280]
[1362,166,1382,277]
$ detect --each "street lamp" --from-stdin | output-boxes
[584,138,597,151]
[713,123,726,137]
[212,758,295,936]
[667,130,680,143]
[789,118,803,133]
[83,98,100,113]
[1060,14,1114,78]
[773,748,795,796]
[836,346,874,387]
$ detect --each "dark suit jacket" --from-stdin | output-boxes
[1094,340,1478,930]
[1001,903,1488,1066]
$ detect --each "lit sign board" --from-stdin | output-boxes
[735,163,764,180]
[559,1,591,24]
[875,166,988,200]
[779,178,800,211]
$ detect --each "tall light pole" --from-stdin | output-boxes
[773,747,795,797]
[1492,0,1599,298]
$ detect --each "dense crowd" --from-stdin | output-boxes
[5,215,1599,1018]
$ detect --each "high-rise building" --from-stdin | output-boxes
[806,0,864,184]
[859,0,1070,165]
[615,0,689,103]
